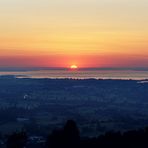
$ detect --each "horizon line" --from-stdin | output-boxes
[0,67,148,71]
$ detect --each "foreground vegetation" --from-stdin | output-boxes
[3,120,148,148]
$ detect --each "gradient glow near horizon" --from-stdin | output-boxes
[0,0,148,68]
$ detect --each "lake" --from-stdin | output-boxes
[0,68,148,80]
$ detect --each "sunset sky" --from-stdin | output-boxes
[0,0,148,68]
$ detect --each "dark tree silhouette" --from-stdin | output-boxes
[47,120,80,148]
[6,131,27,148]
[63,120,80,148]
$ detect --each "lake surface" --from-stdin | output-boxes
[0,69,148,80]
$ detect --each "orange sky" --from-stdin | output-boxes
[0,0,148,68]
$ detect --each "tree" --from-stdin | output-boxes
[47,120,80,148]
[7,131,27,148]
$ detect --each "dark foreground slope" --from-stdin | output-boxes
[4,120,148,148]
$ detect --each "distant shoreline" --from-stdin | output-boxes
[0,74,148,81]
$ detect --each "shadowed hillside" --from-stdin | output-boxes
[3,120,148,148]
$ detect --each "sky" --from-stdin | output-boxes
[0,0,148,68]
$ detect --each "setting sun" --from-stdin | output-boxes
[70,65,78,69]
